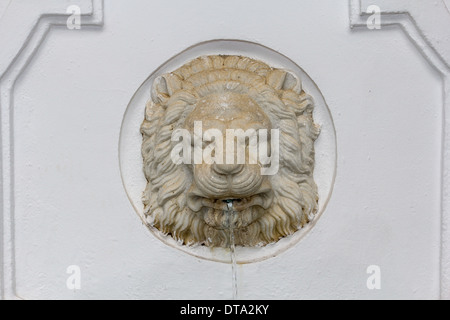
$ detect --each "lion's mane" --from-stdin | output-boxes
[141,55,320,247]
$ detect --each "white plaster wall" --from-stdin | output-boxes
[1,0,448,299]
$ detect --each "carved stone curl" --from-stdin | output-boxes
[141,55,320,247]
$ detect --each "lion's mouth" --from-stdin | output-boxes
[187,191,274,213]
[187,191,274,229]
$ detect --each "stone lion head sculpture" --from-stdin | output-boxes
[141,55,320,247]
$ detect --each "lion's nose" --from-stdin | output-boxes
[212,163,244,176]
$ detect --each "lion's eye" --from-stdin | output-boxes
[191,136,201,147]
[191,137,213,149]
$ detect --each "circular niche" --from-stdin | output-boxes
[119,40,336,263]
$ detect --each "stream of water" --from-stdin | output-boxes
[226,201,238,300]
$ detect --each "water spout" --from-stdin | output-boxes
[225,200,238,300]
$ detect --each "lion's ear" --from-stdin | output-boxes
[267,70,302,93]
[151,74,183,104]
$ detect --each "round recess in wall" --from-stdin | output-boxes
[119,39,336,263]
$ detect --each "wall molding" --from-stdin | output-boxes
[350,0,450,300]
[0,0,103,300]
